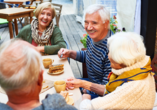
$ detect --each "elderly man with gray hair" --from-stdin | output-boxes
[58,4,111,99]
[0,39,76,110]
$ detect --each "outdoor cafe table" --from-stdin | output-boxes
[4,0,31,7]
[0,8,34,39]
[0,55,82,109]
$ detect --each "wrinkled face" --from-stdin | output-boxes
[108,53,125,70]
[38,8,52,30]
[84,12,109,42]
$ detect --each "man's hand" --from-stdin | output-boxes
[66,77,82,90]
[58,48,71,58]
[82,94,91,100]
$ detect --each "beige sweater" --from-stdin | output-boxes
[80,56,156,110]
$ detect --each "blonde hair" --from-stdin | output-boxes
[0,39,44,91]
[35,2,56,19]
[107,32,146,66]
[84,4,110,29]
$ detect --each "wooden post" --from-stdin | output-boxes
[30,12,33,24]
[14,18,18,35]
[8,20,13,39]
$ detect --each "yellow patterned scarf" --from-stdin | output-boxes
[105,59,154,95]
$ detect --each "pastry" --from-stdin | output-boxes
[60,91,69,102]
[49,64,64,74]
[49,64,64,70]
[43,86,48,89]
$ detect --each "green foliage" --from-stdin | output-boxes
[80,34,88,48]
[110,15,125,34]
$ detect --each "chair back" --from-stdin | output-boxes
[0,2,16,9]
[152,54,157,72]
[52,3,62,27]
[0,2,6,9]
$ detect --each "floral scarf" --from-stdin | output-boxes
[31,19,54,46]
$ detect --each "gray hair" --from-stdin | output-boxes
[107,32,146,66]
[0,39,44,91]
[84,4,110,29]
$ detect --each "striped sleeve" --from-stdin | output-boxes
[101,46,111,85]
[75,50,86,63]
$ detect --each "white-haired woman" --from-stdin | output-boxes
[16,2,66,55]
[80,32,156,110]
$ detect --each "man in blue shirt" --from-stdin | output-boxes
[58,4,111,99]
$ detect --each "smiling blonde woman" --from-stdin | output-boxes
[16,2,66,55]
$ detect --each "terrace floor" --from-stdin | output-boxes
[0,14,85,78]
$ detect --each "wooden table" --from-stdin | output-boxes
[0,55,82,109]
[0,8,34,39]
[4,0,31,7]
[41,55,82,109]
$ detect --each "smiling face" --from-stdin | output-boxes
[38,8,53,30]
[84,11,109,42]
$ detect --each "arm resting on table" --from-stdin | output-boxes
[80,80,105,96]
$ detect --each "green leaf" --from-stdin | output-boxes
[80,34,88,48]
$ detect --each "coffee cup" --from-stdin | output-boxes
[43,58,53,69]
[54,80,66,93]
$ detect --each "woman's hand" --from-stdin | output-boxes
[35,46,44,52]
[58,48,71,58]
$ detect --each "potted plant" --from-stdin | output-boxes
[110,15,126,34]
[80,33,88,49]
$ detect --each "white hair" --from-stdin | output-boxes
[0,39,44,91]
[107,32,146,67]
[84,4,110,29]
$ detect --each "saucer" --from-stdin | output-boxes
[47,70,64,75]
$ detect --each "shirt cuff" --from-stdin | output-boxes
[75,51,81,61]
